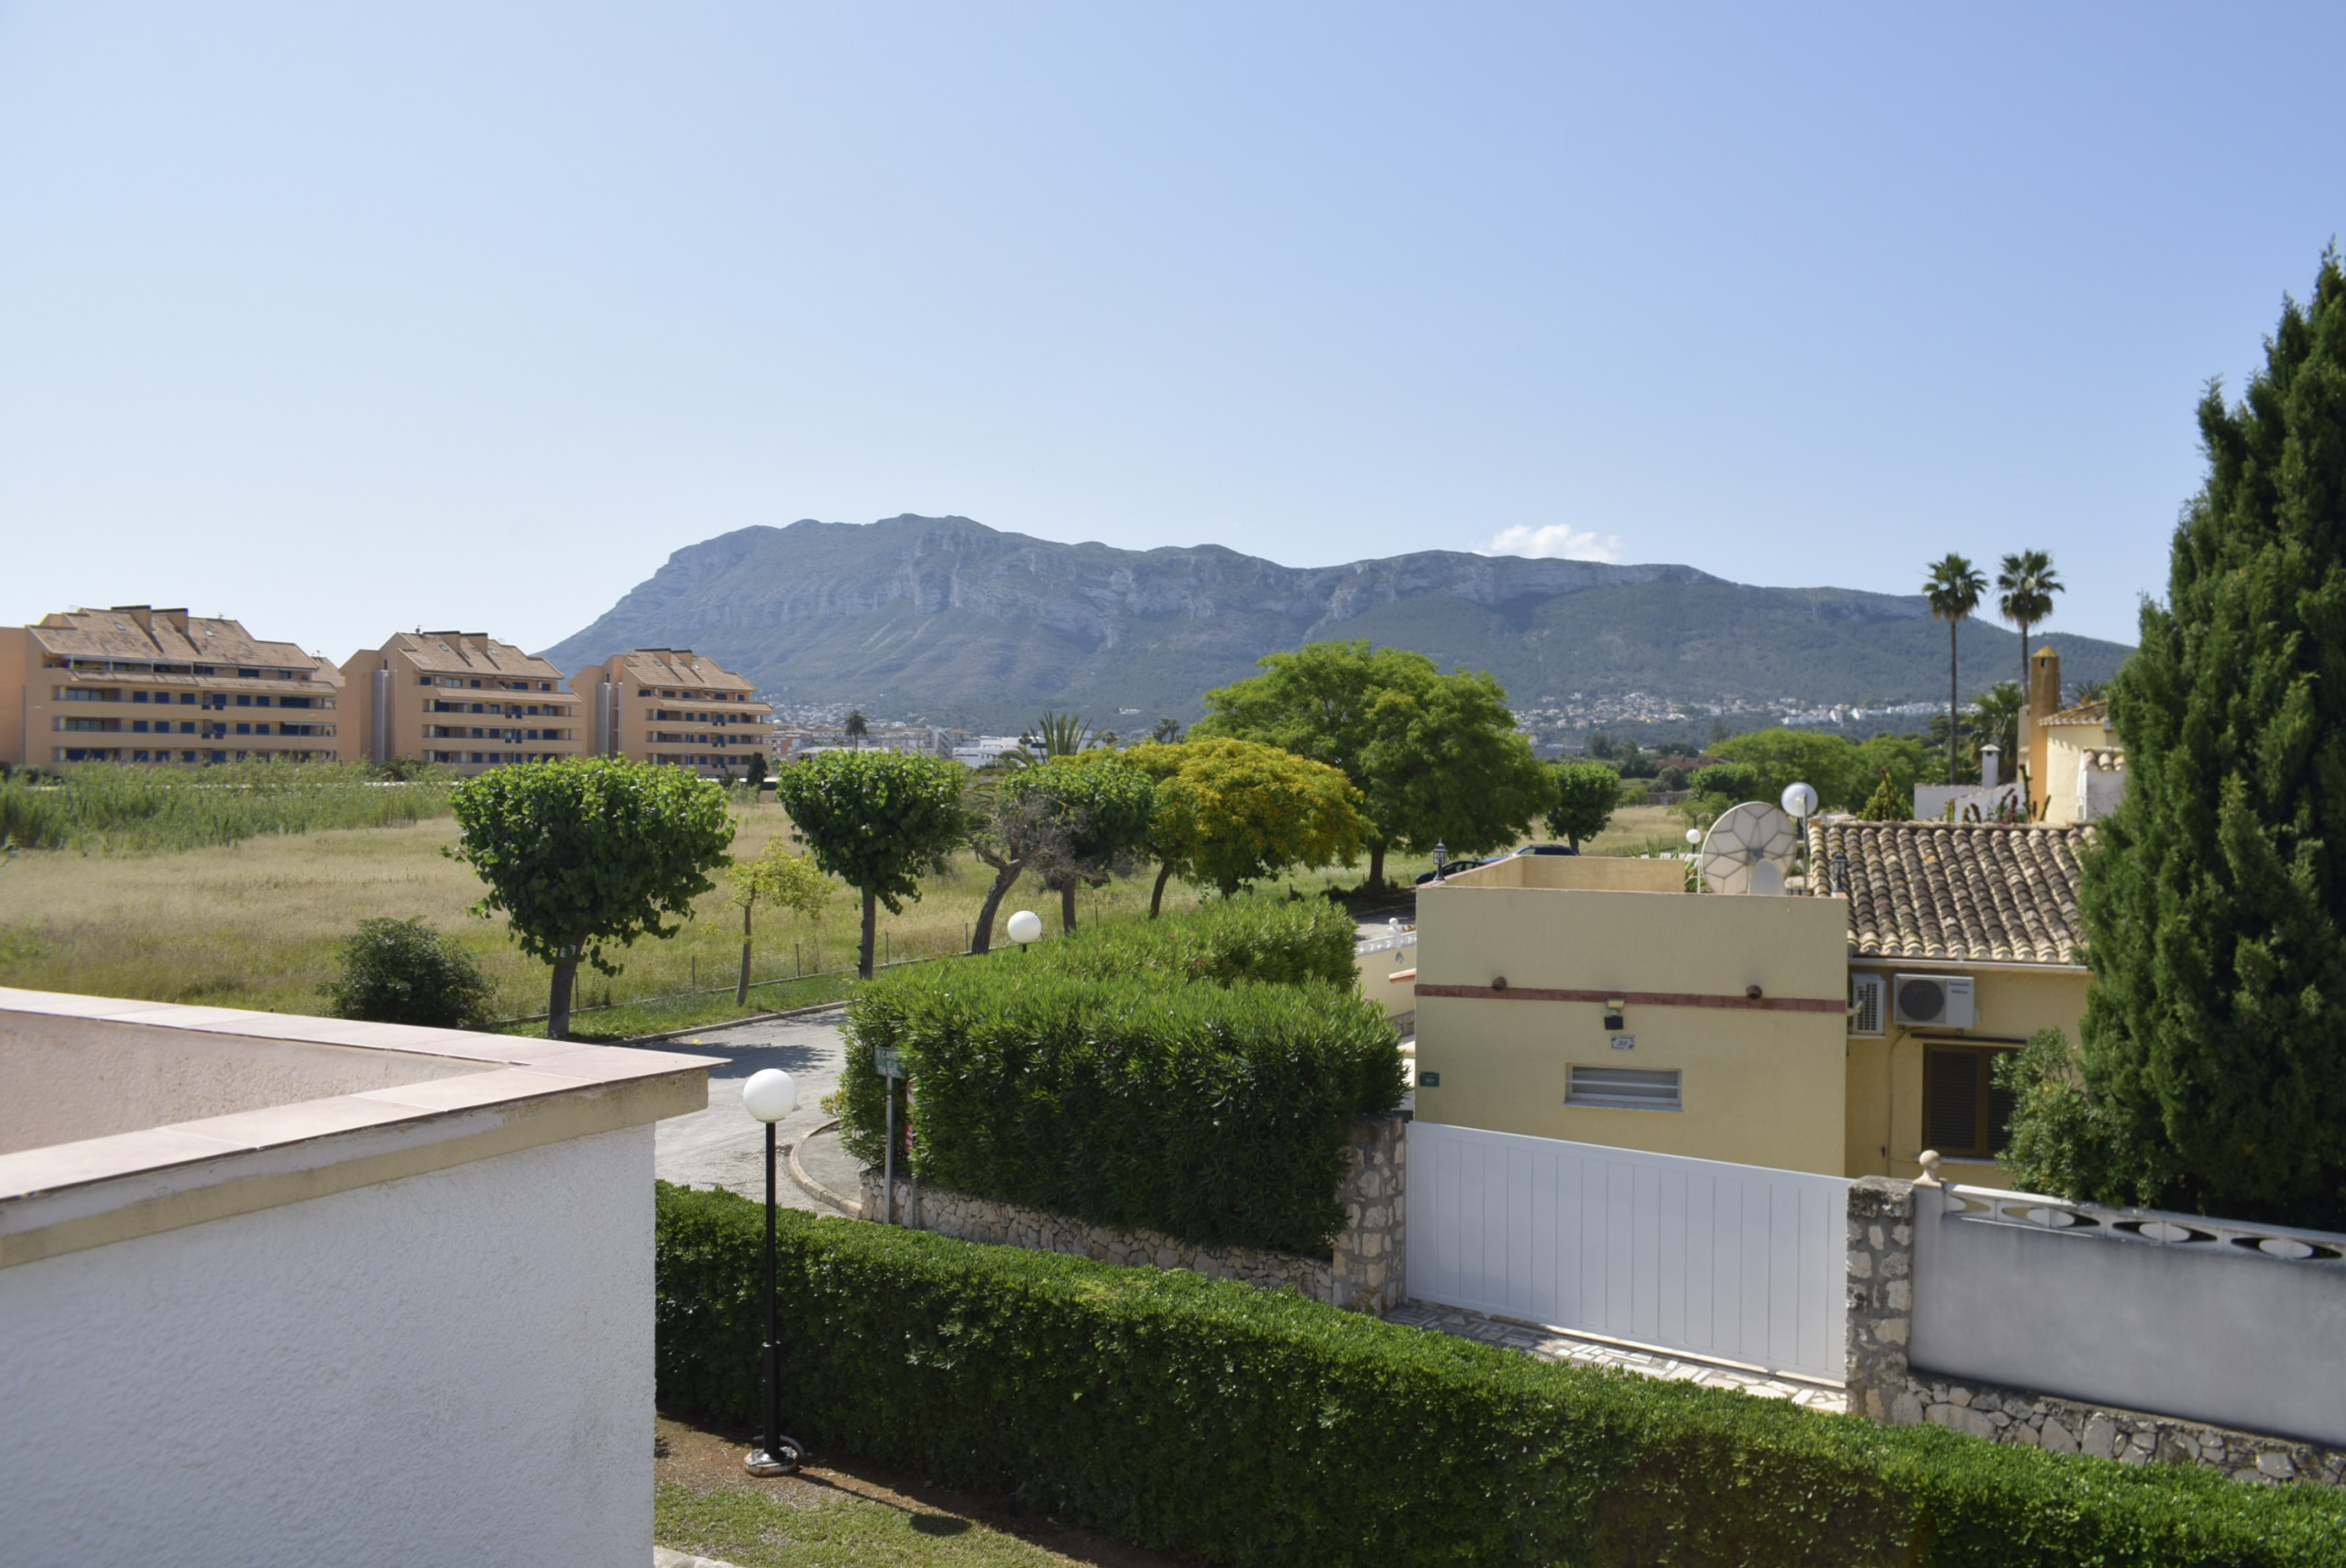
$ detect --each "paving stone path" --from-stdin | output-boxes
[1383,1301,1849,1412]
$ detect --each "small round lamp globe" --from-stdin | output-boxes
[1781,782,1819,819]
[742,1068,798,1124]
[1006,909,1044,946]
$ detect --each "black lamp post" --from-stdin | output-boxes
[741,1068,804,1477]
[1432,839,1448,880]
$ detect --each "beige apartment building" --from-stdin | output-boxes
[339,632,584,773]
[571,650,774,775]
[0,607,341,768]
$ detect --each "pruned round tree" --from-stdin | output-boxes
[1123,737,1365,913]
[1000,755,1156,933]
[2002,251,2346,1228]
[447,758,734,1037]
[1546,762,1622,850]
[772,749,966,978]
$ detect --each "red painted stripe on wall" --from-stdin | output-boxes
[1414,984,1845,1014]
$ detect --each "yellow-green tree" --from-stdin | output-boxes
[727,842,832,1002]
[1123,738,1366,914]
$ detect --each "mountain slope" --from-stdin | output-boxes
[540,515,2132,729]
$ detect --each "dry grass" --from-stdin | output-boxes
[0,800,1416,1029]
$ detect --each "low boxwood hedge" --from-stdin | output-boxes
[657,1183,2346,1568]
[1017,895,1363,989]
[834,901,1403,1256]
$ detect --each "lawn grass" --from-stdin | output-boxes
[0,796,1432,1029]
[657,1483,1077,1567]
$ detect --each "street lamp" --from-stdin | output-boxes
[1781,782,1819,894]
[1431,840,1448,880]
[1006,909,1042,949]
[740,1067,803,1478]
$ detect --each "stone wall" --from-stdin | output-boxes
[1847,1176,2346,1486]
[858,1113,1409,1315]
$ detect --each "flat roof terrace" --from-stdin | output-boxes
[0,988,721,1268]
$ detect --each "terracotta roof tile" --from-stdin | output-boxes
[1810,821,2091,966]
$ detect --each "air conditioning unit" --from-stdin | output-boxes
[1893,973,1976,1030]
[1848,973,1886,1036]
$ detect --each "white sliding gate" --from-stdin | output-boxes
[1406,1123,1851,1381]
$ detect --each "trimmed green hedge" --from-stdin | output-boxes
[656,1185,2346,1568]
[1019,895,1362,989]
[836,956,1403,1255]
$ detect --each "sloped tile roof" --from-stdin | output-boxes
[1811,821,2092,966]
[2041,699,2110,726]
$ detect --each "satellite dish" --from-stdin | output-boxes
[1700,801,1799,895]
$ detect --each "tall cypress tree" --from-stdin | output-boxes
[2012,251,2346,1228]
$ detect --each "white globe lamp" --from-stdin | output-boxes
[739,1065,804,1478]
[741,1068,798,1124]
[1781,782,1819,820]
[1006,909,1044,946]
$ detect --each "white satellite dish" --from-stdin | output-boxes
[1700,801,1799,895]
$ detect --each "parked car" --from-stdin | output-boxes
[1512,843,1581,857]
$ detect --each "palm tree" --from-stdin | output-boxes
[842,709,869,749]
[1968,681,2024,782]
[1924,554,1987,786]
[1027,710,1102,757]
[1995,550,2064,696]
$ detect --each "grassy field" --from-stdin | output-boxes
[0,798,1433,1035]
[0,791,1676,1034]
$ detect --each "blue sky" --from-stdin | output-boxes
[3,3,2341,659]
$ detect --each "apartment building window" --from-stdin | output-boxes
[1923,1046,2019,1160]
[237,668,258,678]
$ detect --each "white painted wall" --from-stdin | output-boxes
[0,1124,653,1567]
[1913,1183,2346,1446]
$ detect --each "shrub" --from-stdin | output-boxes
[320,916,494,1028]
[1025,894,1360,989]
[837,958,1401,1255]
[655,1187,2346,1568]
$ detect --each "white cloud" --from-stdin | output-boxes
[1477,523,1624,563]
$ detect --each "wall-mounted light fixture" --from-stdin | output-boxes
[1603,996,1626,1030]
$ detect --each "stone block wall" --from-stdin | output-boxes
[1847,1176,2346,1486]
[857,1112,1409,1316]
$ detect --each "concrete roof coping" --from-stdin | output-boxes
[0,988,724,1267]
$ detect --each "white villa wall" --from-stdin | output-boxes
[0,1124,654,1568]
[1910,1182,2346,1447]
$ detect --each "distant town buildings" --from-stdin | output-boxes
[337,633,583,773]
[571,649,773,776]
[0,606,341,768]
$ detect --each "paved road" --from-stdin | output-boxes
[637,1010,863,1212]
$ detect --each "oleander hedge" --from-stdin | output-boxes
[833,898,1400,1257]
[655,1184,2346,1568]
[1017,895,1362,989]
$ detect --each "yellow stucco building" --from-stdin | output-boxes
[1,607,341,768]
[1410,824,2092,1187]
[569,649,774,776]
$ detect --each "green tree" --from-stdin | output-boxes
[321,916,495,1029]
[1123,738,1365,913]
[1547,762,1622,850]
[727,841,831,1002]
[1850,732,1932,807]
[1856,770,1907,822]
[1996,550,2064,696]
[1710,729,1860,809]
[773,750,966,978]
[843,709,869,748]
[1002,756,1156,933]
[1924,554,1988,787]
[2003,252,2346,1227]
[743,751,769,792]
[1196,640,1547,890]
[1968,681,2024,782]
[448,759,734,1037]
[960,767,1067,953]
